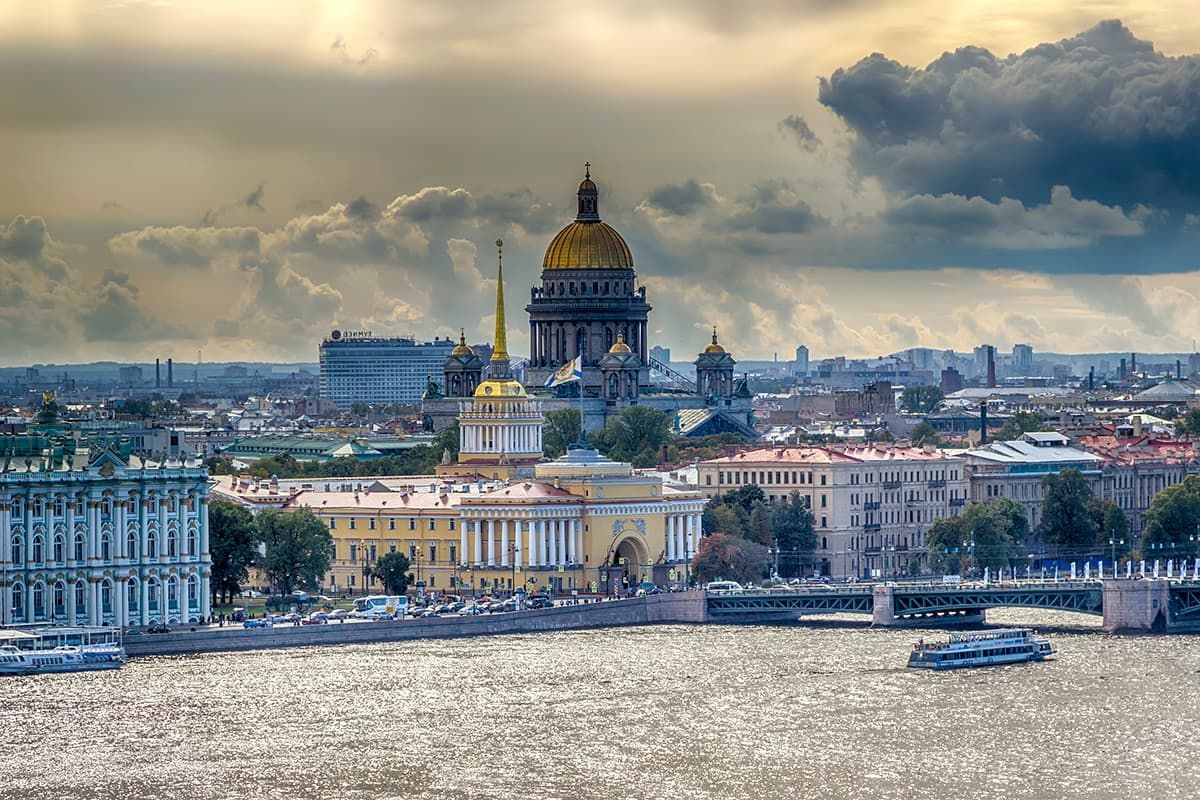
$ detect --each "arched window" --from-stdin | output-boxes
[187,575,199,607]
[75,581,87,614]
[52,497,64,517]
[101,581,113,614]
[53,533,64,563]
[186,528,198,557]
[100,534,111,561]
[11,584,23,615]
[167,529,177,557]
[127,531,138,560]
[558,282,565,296]
[10,497,22,517]
[10,535,22,565]
[32,535,44,564]
[32,497,43,517]
[127,578,139,611]
[147,579,160,611]
[33,582,45,618]
[53,582,66,617]
[147,531,158,559]
[73,533,86,562]
[168,578,178,609]
[101,497,112,516]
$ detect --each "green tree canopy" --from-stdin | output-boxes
[542,408,582,459]
[1142,475,1200,561]
[594,406,671,466]
[909,422,940,448]
[1177,409,1200,437]
[1039,469,1099,551]
[208,499,261,604]
[747,503,773,547]
[926,502,1027,574]
[901,385,944,414]
[995,410,1045,441]
[256,508,334,595]
[371,551,413,595]
[771,491,817,578]
[692,532,770,585]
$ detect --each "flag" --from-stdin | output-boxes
[544,355,583,388]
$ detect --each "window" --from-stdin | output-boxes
[349,543,358,563]
[369,545,377,562]
[126,579,138,611]
[409,518,416,530]
[329,518,337,530]
[449,544,457,563]
[100,534,111,561]
[55,582,66,616]
[349,518,357,530]
[53,534,64,563]
[74,533,86,562]
[127,532,138,560]
[33,583,45,617]
[11,584,22,614]
[389,518,396,530]
[449,519,456,530]
[409,544,417,560]
[349,574,356,587]
[429,544,437,563]
[10,536,21,564]
[369,518,376,530]
[147,533,158,559]
[821,475,827,486]
[101,582,113,613]
[187,529,197,556]
[75,581,86,611]
[167,530,177,557]
[429,519,436,530]
[32,535,43,564]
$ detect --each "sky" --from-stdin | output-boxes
[4,1,1200,365]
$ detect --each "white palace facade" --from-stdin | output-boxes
[1,408,211,628]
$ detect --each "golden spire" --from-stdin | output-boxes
[491,238,508,363]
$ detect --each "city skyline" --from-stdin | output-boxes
[5,3,1200,364]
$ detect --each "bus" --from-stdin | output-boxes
[351,595,406,619]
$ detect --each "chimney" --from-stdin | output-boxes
[1131,352,1136,376]
[1177,359,1183,380]
[1133,415,1143,438]
[979,401,988,444]
[155,358,161,388]
[167,358,174,387]
[1088,366,1094,391]
[661,443,669,464]
[986,345,996,389]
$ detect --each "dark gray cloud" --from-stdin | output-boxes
[243,183,266,212]
[778,114,821,152]
[819,20,1200,212]
[727,181,827,235]
[642,180,714,216]
[0,215,69,279]
[330,36,378,68]
[81,269,181,342]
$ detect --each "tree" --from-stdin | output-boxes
[431,419,460,463]
[1039,469,1099,551]
[692,532,770,585]
[900,385,944,414]
[926,502,1026,574]
[349,402,370,418]
[208,500,261,604]
[717,485,767,514]
[746,502,773,547]
[1096,501,1131,559]
[1177,409,1200,437]
[1142,475,1200,561]
[704,504,746,539]
[256,508,334,595]
[909,422,940,448]
[371,551,413,595]
[995,410,1045,441]
[594,406,671,466]
[542,408,582,458]
[771,491,817,578]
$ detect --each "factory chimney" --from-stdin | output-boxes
[979,400,988,445]
[1119,357,1127,380]
[167,358,174,388]
[1088,366,1094,391]
[986,345,996,389]
[1177,359,1182,380]
[155,358,161,388]
[1131,352,1137,376]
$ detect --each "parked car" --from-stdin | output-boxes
[527,596,553,610]
[302,612,329,625]
[146,624,171,634]
[462,604,485,616]
[243,619,268,629]
[328,609,349,620]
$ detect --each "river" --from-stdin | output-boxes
[4,610,1199,800]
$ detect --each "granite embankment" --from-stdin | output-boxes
[124,592,709,657]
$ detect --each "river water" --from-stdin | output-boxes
[4,610,1199,800]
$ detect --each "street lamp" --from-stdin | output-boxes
[1110,537,1125,574]
[358,538,367,595]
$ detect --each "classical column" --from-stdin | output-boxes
[201,572,211,621]
[548,520,558,565]
[486,519,496,567]
[556,521,566,566]
[538,519,548,566]
[113,580,125,628]
[66,580,77,625]
[90,497,102,560]
[500,519,509,568]
[200,496,210,558]
[568,519,578,564]
[26,582,35,621]
[140,498,149,562]
[473,520,483,566]
[666,515,676,561]
[514,522,524,569]
[460,523,469,565]
[685,514,696,560]
[140,578,149,626]
[159,577,168,621]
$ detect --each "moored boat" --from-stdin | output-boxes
[0,627,127,675]
[907,627,1053,670]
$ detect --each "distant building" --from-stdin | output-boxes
[1012,344,1034,373]
[649,345,672,366]
[698,444,968,578]
[319,332,454,408]
[795,345,810,375]
[940,367,964,395]
[117,366,143,386]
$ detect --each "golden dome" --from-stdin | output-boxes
[451,328,474,357]
[543,165,634,270]
[543,221,634,270]
[473,378,527,398]
[704,326,726,354]
[608,332,632,354]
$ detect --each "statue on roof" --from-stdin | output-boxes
[422,374,444,400]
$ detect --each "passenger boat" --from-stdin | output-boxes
[0,627,127,675]
[907,627,1053,670]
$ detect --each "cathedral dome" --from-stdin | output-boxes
[608,333,633,354]
[543,221,634,270]
[703,327,726,354]
[542,165,634,271]
[451,328,474,357]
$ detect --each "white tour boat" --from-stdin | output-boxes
[907,627,1054,670]
[0,627,127,675]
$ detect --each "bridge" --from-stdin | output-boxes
[705,579,1200,633]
